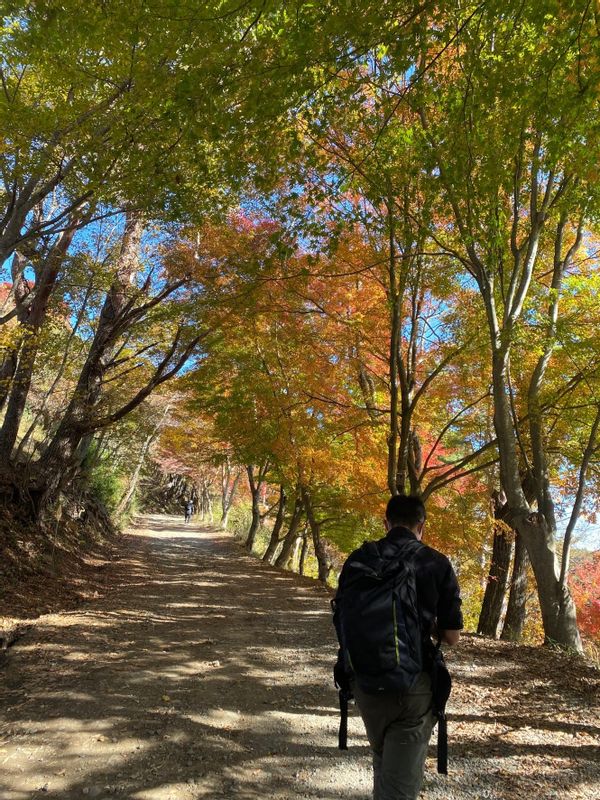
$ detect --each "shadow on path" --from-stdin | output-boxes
[0,516,368,800]
[1,515,599,800]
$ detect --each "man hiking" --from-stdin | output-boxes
[333,494,462,800]
[184,499,194,524]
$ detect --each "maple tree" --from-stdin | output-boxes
[0,1,599,655]
[570,552,600,642]
[279,0,600,650]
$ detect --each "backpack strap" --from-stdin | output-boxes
[430,643,452,774]
[383,540,450,775]
[338,689,349,750]
[377,535,424,563]
[436,710,448,774]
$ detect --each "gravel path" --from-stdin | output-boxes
[1,515,598,800]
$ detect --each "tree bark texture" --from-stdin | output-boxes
[200,481,214,522]
[477,527,513,638]
[245,461,270,551]
[491,348,582,651]
[220,460,241,529]
[299,533,309,576]
[274,495,304,569]
[501,531,530,642]
[38,212,144,489]
[262,485,287,564]
[0,224,79,462]
[386,201,401,497]
[301,486,331,584]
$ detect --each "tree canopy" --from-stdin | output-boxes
[1,0,599,653]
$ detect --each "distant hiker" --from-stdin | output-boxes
[184,499,194,523]
[332,494,463,800]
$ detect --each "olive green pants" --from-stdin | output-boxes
[353,672,435,800]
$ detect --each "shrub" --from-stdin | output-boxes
[226,501,253,541]
[89,463,126,515]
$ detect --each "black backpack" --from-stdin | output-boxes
[332,535,452,774]
[333,536,425,694]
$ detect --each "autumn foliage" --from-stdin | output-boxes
[570,553,600,642]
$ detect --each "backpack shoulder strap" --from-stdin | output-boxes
[378,535,424,565]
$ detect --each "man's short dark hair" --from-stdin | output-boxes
[386,495,426,529]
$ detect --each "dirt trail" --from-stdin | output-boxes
[1,515,598,800]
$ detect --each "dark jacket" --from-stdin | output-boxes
[335,525,463,646]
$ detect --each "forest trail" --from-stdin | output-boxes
[1,516,598,800]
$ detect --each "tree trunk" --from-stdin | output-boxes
[262,485,287,563]
[200,481,213,523]
[0,252,33,410]
[0,330,38,462]
[478,490,514,637]
[274,495,304,569]
[0,347,19,411]
[0,224,79,461]
[477,527,513,638]
[115,406,170,518]
[395,385,412,495]
[501,531,529,642]
[246,483,261,552]
[301,486,331,584]
[386,202,401,497]
[245,461,269,552]
[490,347,582,651]
[38,212,144,491]
[299,531,309,576]
[407,428,423,495]
[220,461,241,529]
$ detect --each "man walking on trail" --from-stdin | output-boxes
[333,494,463,800]
[184,499,194,524]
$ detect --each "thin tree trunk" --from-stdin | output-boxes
[199,480,213,522]
[558,404,600,597]
[477,524,513,637]
[357,360,378,421]
[246,465,261,552]
[0,330,38,461]
[262,485,287,563]
[203,483,214,523]
[0,222,79,461]
[386,199,401,497]
[16,283,93,459]
[299,531,309,576]
[395,387,412,495]
[0,347,19,411]
[501,532,530,642]
[115,405,170,517]
[301,486,331,584]
[274,495,304,569]
[0,252,33,409]
[245,460,269,552]
[478,490,514,637]
[116,443,152,516]
[220,460,241,529]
